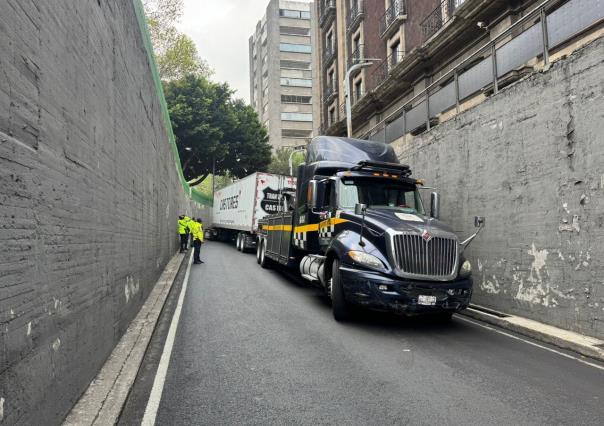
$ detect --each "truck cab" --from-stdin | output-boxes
[258,136,484,321]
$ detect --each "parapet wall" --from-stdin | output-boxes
[0,1,208,424]
[393,36,604,339]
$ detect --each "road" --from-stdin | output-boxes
[120,241,604,426]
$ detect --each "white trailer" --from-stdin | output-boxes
[209,172,296,251]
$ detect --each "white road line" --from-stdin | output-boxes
[142,252,194,426]
[456,316,604,371]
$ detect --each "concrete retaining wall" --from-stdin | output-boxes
[0,1,208,424]
[393,37,604,339]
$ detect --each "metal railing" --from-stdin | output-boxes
[379,0,407,38]
[347,0,365,32]
[364,0,604,143]
[421,0,466,41]
[370,51,405,88]
[322,45,337,66]
[348,44,366,69]
[319,0,336,28]
[323,84,338,103]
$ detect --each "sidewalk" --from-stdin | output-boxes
[460,305,604,362]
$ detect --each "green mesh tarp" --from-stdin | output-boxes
[132,0,212,206]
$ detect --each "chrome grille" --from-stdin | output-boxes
[392,234,457,277]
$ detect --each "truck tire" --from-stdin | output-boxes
[331,259,351,322]
[259,240,271,269]
[236,234,242,251]
[256,238,262,264]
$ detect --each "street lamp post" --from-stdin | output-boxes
[288,145,307,176]
[344,60,378,138]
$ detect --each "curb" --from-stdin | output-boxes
[63,252,190,426]
[460,305,604,362]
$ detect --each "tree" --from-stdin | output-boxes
[143,0,211,80]
[142,0,184,35]
[164,75,271,185]
[268,147,306,176]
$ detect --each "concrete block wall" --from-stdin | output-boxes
[392,37,604,339]
[0,1,208,424]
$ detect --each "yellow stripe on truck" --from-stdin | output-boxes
[262,218,349,233]
[319,218,349,228]
[293,224,319,233]
[261,224,293,231]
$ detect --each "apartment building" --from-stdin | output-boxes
[316,0,603,141]
[249,0,320,150]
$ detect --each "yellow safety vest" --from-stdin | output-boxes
[178,219,188,235]
[190,221,204,242]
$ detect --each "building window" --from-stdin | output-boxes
[354,79,362,103]
[281,95,312,104]
[280,60,311,69]
[327,69,336,91]
[280,77,312,87]
[390,39,402,67]
[280,9,311,20]
[280,43,312,53]
[326,31,334,52]
[282,129,312,138]
[280,26,310,36]
[281,112,313,122]
[328,107,336,125]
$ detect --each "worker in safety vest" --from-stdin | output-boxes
[178,214,190,253]
[190,218,204,264]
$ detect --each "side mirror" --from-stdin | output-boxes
[308,180,319,209]
[430,192,440,220]
[355,203,367,215]
[474,216,485,228]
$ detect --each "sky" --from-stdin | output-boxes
[177,0,311,104]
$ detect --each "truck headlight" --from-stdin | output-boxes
[347,251,386,271]
[459,260,472,278]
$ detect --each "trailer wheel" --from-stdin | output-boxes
[331,259,351,322]
[259,240,271,269]
[256,238,262,264]
[236,233,242,251]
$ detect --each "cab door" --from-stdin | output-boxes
[318,180,338,249]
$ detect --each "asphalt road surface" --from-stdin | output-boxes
[122,241,604,426]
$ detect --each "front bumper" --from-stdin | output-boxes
[339,264,473,315]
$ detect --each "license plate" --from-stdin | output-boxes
[418,295,437,306]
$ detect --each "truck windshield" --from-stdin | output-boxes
[338,179,425,215]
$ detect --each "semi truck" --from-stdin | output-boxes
[257,136,484,321]
[208,172,296,252]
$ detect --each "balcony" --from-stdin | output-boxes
[323,84,338,104]
[322,45,337,67]
[346,1,365,33]
[379,0,407,39]
[370,51,405,88]
[421,0,466,41]
[319,0,336,28]
[347,44,366,70]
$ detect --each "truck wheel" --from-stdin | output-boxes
[256,239,262,264]
[259,241,271,269]
[236,234,242,251]
[331,259,351,322]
